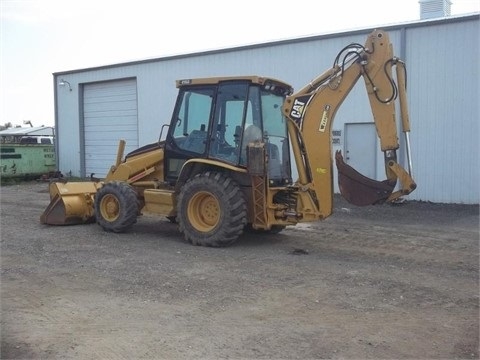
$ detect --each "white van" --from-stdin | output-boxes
[19,136,54,145]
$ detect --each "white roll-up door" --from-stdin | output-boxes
[83,78,138,178]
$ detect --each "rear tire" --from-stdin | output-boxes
[177,171,247,247]
[95,181,139,233]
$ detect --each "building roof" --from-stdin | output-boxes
[0,126,55,136]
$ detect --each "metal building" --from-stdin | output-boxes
[53,14,479,204]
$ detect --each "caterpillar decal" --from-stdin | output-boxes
[289,95,312,129]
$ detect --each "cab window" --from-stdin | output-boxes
[209,82,252,164]
[171,88,214,154]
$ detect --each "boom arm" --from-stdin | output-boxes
[283,29,416,218]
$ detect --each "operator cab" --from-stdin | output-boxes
[165,76,293,186]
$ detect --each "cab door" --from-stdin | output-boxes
[164,87,215,182]
[208,81,251,165]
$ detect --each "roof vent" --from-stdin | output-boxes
[419,0,452,19]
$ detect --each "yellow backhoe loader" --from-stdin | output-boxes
[41,29,416,247]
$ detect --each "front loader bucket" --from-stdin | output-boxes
[40,181,101,225]
[335,150,395,206]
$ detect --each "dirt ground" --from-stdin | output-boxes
[1,181,479,360]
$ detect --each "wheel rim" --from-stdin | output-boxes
[99,194,120,222]
[187,191,220,232]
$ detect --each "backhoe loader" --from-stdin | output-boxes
[41,29,416,247]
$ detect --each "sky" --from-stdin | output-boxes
[1,0,479,128]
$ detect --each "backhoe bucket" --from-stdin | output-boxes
[40,181,101,225]
[335,151,395,206]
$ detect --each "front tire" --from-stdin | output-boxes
[95,181,139,233]
[177,171,247,247]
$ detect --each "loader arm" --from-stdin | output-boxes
[283,29,416,218]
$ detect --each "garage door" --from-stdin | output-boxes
[83,78,138,178]
[344,122,377,179]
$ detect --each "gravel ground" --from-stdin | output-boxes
[1,181,479,359]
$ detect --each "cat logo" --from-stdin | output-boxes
[289,95,312,128]
[290,98,305,119]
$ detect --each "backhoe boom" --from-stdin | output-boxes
[283,29,416,217]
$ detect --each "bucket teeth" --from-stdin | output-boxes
[335,150,395,206]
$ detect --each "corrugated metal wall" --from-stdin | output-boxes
[54,15,479,204]
[405,20,479,203]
